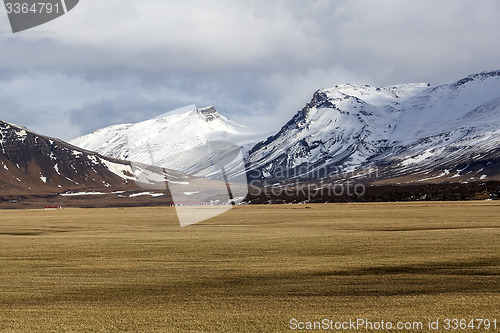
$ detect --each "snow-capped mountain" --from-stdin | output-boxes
[246,83,429,176]
[69,70,500,187]
[70,105,266,177]
[246,70,500,184]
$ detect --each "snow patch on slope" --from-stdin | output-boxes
[99,158,135,181]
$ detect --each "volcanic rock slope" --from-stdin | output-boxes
[0,120,135,196]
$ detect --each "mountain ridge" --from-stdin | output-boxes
[245,70,500,184]
[7,69,497,207]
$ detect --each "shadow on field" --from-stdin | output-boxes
[0,230,70,236]
[4,258,498,307]
[314,257,500,276]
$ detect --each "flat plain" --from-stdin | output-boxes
[0,202,498,332]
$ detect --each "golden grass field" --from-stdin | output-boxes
[0,202,498,332]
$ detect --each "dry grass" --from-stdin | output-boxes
[0,202,499,332]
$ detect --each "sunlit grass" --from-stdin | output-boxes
[0,202,498,332]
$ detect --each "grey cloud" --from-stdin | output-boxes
[0,0,499,140]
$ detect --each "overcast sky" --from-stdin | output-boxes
[1,0,499,140]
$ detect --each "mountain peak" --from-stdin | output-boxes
[450,70,500,89]
[196,106,220,121]
[70,104,269,176]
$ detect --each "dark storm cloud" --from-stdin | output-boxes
[0,0,499,139]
